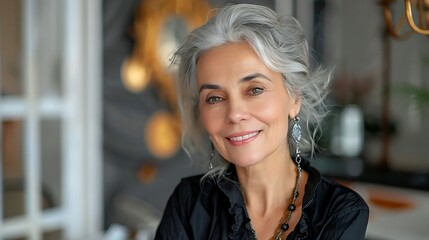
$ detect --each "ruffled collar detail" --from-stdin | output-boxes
[216,161,322,239]
[217,165,255,239]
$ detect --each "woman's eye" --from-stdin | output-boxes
[248,87,264,96]
[206,96,223,104]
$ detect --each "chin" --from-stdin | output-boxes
[229,155,263,168]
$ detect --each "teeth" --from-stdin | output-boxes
[229,132,258,141]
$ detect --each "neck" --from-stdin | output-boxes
[236,155,298,217]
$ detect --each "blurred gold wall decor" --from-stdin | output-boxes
[121,0,211,158]
[122,0,211,106]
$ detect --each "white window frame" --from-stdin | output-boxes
[0,0,102,239]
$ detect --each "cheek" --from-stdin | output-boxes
[256,100,290,129]
[257,98,286,117]
[199,106,219,133]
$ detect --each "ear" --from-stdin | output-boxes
[288,97,301,118]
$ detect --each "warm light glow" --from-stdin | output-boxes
[144,111,180,159]
[121,57,151,93]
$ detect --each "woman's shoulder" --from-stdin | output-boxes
[304,163,369,216]
[304,162,368,212]
[299,174,370,239]
[172,174,205,197]
[317,175,369,216]
[178,174,205,187]
[170,174,218,202]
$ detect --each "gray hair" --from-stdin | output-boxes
[172,4,330,179]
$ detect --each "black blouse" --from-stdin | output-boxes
[155,161,369,239]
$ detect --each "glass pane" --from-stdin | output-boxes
[36,0,64,98]
[43,229,63,240]
[3,237,26,240]
[2,120,25,218]
[0,0,23,96]
[40,119,62,209]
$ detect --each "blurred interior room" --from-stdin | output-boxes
[0,0,428,239]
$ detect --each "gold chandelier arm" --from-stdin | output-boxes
[424,0,429,29]
[383,4,401,37]
[381,0,414,39]
[418,0,424,26]
[396,14,408,32]
[405,0,429,34]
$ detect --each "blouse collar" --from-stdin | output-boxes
[215,160,323,239]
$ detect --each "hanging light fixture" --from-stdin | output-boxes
[405,0,429,34]
[381,0,429,39]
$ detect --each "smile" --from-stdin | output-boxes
[228,132,258,141]
[226,131,260,146]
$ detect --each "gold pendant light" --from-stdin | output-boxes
[381,0,429,39]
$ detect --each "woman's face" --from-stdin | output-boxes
[196,42,300,167]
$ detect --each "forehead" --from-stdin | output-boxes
[198,42,261,67]
[196,42,271,83]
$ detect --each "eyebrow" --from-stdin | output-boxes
[241,73,272,82]
[199,83,220,93]
[198,73,272,93]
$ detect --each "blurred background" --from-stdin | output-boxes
[0,0,428,239]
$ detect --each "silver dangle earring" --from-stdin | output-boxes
[208,142,214,170]
[292,116,302,167]
[292,117,303,192]
[275,116,303,240]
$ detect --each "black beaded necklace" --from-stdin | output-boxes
[274,157,302,240]
[275,116,303,240]
[252,117,303,240]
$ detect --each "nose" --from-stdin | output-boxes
[226,98,250,123]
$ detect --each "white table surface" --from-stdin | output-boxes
[342,181,429,240]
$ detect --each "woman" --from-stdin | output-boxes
[155,4,369,240]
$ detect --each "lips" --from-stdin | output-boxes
[226,131,260,146]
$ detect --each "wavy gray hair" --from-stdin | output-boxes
[172,4,330,178]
